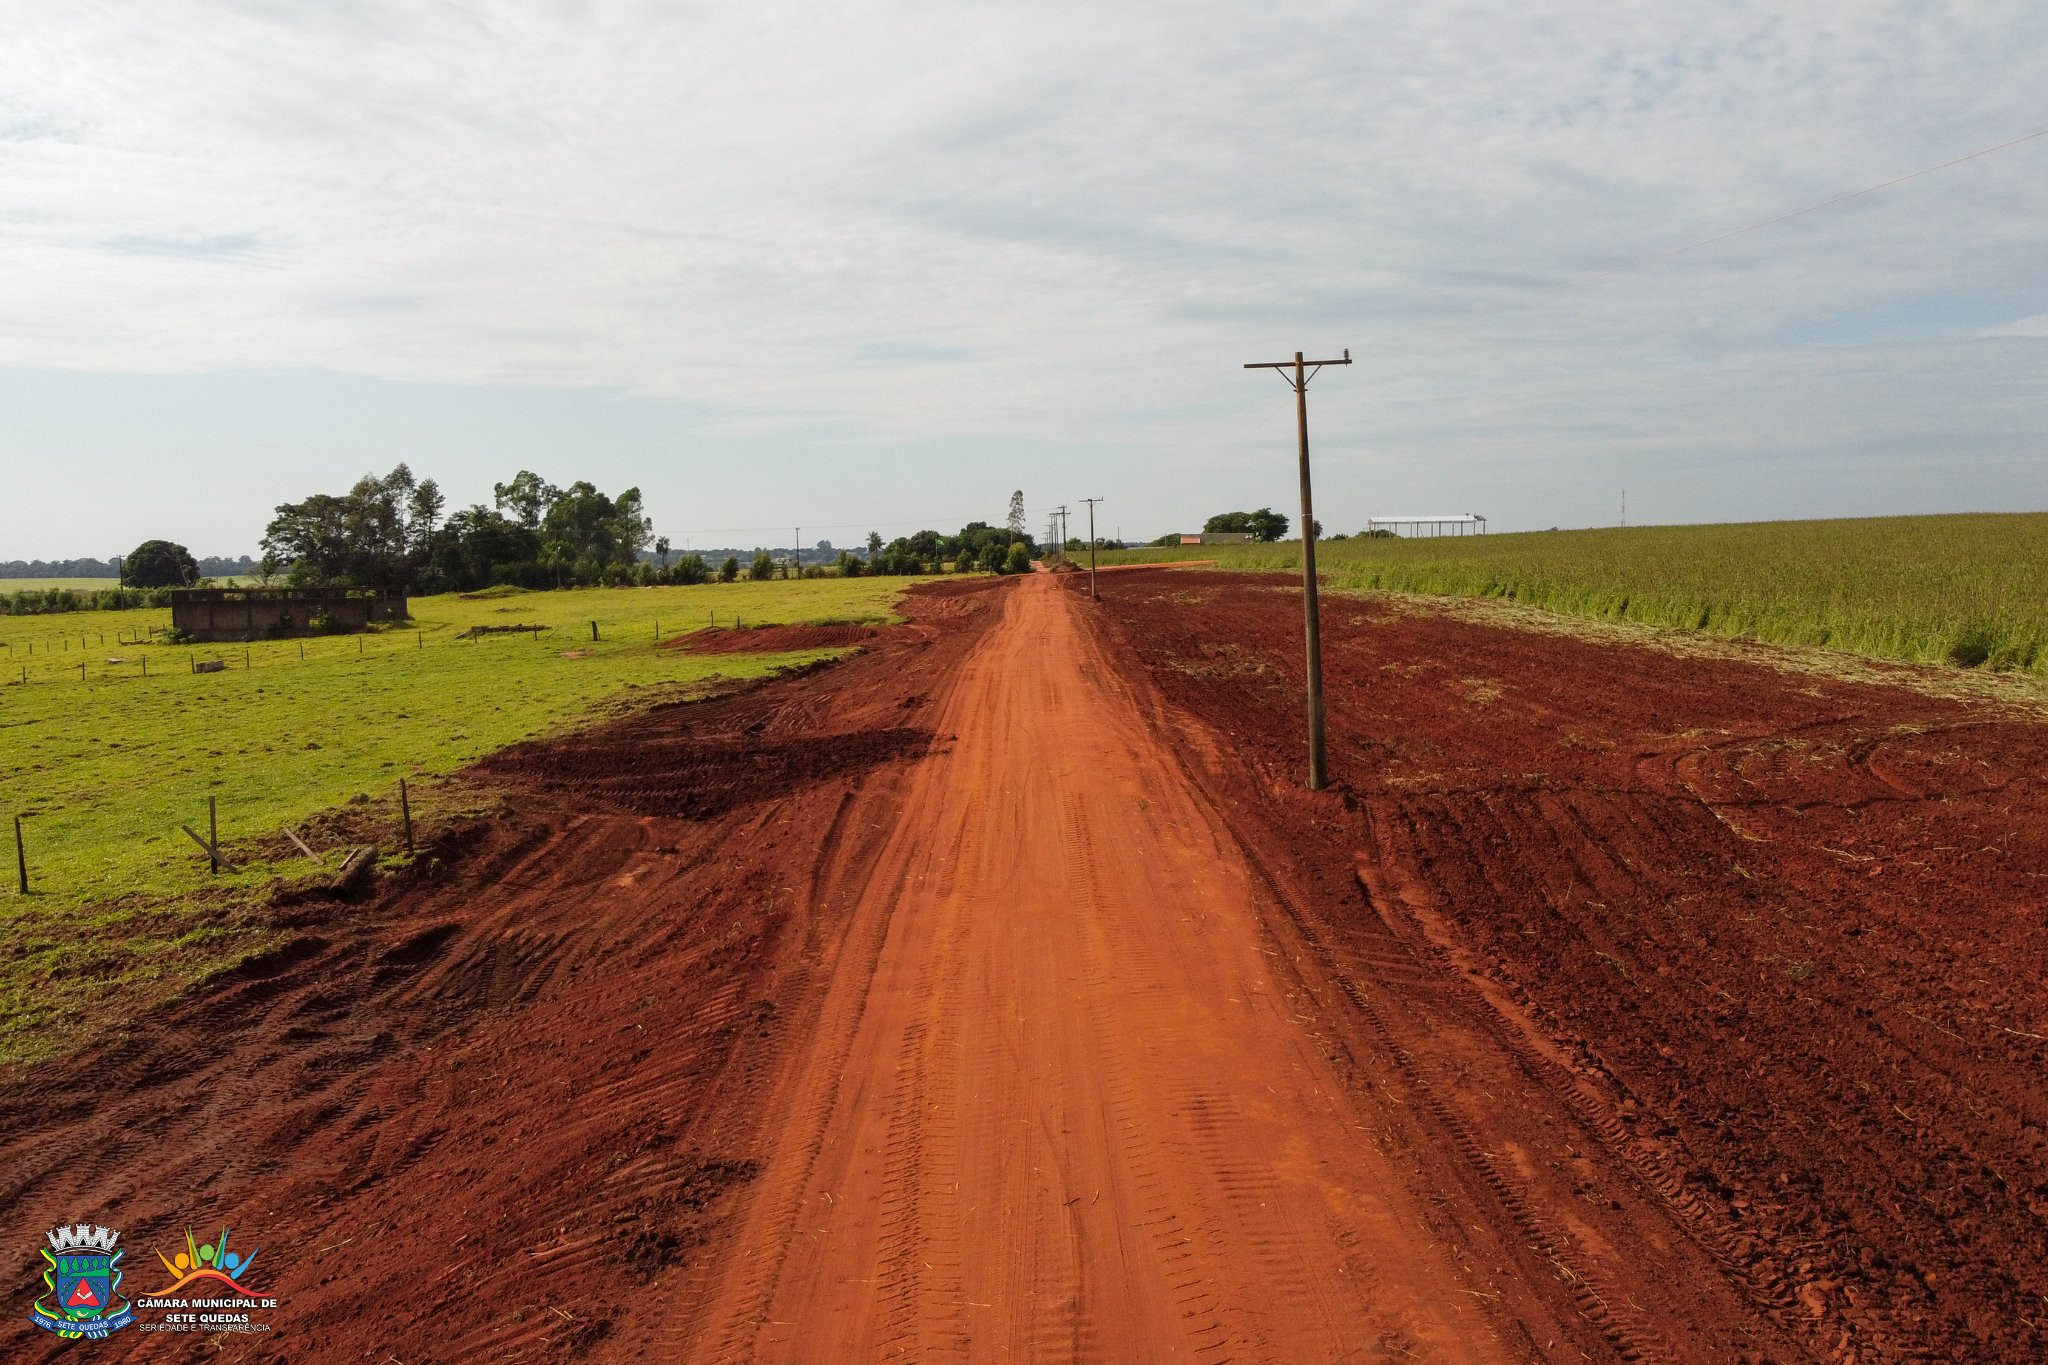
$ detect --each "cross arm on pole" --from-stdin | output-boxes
[1242,356,1351,369]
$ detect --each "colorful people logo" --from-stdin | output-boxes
[29,1223,135,1339]
[149,1226,261,1296]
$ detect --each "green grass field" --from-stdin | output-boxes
[0,577,904,1065]
[1103,513,2048,673]
[0,577,124,592]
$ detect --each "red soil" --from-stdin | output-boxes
[671,623,888,652]
[1077,568,2048,1361]
[1,565,2039,1361]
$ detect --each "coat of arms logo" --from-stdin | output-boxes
[29,1223,135,1338]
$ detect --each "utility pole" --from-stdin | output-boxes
[795,526,801,577]
[1080,497,1104,600]
[1243,347,1351,791]
[1054,505,1069,557]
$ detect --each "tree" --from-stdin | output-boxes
[1247,507,1290,542]
[1004,542,1032,575]
[539,540,571,589]
[655,536,671,569]
[719,555,740,583]
[433,506,540,590]
[121,539,198,589]
[1203,511,1253,534]
[1007,490,1026,537]
[748,551,774,581]
[866,531,883,560]
[672,553,711,585]
[494,471,560,529]
[261,465,421,590]
[407,480,445,552]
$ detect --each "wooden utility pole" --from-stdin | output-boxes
[1080,497,1104,600]
[1243,347,1351,790]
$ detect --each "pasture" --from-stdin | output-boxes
[1103,512,2048,673]
[0,577,124,593]
[0,577,903,1065]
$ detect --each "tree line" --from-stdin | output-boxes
[1,553,256,581]
[254,466,653,594]
[8,473,1047,614]
[258,467,1040,593]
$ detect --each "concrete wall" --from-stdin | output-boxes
[170,589,408,642]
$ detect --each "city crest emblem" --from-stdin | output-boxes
[29,1224,135,1339]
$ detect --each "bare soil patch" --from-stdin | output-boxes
[1079,568,2048,1361]
[670,622,887,652]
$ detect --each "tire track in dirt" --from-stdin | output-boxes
[681,575,1514,1362]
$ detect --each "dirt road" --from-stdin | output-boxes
[676,573,1794,1362]
[684,574,1508,1360]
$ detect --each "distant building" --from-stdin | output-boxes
[1365,514,1487,538]
[1178,532,1255,545]
[170,588,408,642]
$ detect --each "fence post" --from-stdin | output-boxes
[417,631,423,650]
[591,620,599,642]
[78,661,85,682]
[208,796,219,875]
[399,779,414,855]
[13,814,25,895]
[142,657,147,679]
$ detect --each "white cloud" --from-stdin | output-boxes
[1984,314,2048,338]
[0,0,2045,548]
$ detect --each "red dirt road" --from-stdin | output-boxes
[685,574,1528,1360]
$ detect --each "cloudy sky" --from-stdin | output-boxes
[2,1,2044,558]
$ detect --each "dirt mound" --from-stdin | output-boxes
[672,623,885,652]
[480,727,932,819]
[1081,568,2048,1361]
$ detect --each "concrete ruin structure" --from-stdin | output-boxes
[169,587,408,642]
